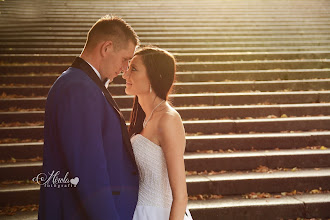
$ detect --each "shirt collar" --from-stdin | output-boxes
[85,60,111,88]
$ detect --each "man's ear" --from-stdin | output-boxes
[100,40,113,57]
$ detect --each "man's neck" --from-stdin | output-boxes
[79,55,104,80]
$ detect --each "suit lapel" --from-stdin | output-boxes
[71,57,123,117]
[70,57,137,168]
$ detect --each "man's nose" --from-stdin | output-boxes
[122,69,130,79]
[123,61,129,72]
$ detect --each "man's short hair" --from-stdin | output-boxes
[85,15,139,51]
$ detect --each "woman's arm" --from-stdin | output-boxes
[158,111,188,220]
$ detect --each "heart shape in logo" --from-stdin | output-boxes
[70,177,79,186]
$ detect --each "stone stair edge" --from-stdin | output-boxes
[1,59,329,65]
[1,130,330,144]
[1,90,329,99]
[1,51,329,55]
[0,102,329,112]
[186,167,330,181]
[0,193,330,220]
[2,40,330,47]
[0,168,329,189]
[1,130,329,143]
[186,130,330,138]
[2,78,330,87]
[2,68,329,75]
[1,115,330,128]
[1,194,329,220]
[184,148,330,158]
[0,147,329,161]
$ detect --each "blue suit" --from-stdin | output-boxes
[38,57,139,220]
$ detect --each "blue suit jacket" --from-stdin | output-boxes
[38,57,139,220]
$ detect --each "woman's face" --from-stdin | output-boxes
[122,55,151,96]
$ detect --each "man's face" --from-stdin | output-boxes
[100,40,136,82]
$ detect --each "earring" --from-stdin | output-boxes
[150,85,152,93]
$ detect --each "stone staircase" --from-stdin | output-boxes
[1,0,330,219]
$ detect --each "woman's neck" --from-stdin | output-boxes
[138,94,164,120]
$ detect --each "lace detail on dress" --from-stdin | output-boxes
[131,134,173,209]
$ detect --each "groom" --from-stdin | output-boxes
[38,15,139,220]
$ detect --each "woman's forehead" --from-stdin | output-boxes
[131,55,142,64]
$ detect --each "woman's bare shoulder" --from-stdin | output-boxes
[157,105,185,147]
[158,105,182,128]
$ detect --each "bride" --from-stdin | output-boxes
[122,46,194,220]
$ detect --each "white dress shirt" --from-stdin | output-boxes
[85,61,111,88]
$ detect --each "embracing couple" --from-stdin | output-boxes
[38,15,193,220]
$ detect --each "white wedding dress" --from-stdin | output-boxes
[131,134,193,220]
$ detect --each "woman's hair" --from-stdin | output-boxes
[128,46,176,137]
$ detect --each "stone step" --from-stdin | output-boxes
[185,149,330,172]
[8,3,324,8]
[185,131,330,151]
[150,40,330,48]
[1,79,329,96]
[176,51,330,62]
[0,184,39,207]
[0,126,44,140]
[177,59,330,72]
[2,69,329,83]
[1,59,329,73]
[0,162,42,181]
[2,4,328,11]
[176,103,330,120]
[2,6,329,12]
[0,168,329,206]
[1,116,329,139]
[2,46,330,54]
[172,69,330,82]
[3,18,329,26]
[1,34,329,43]
[0,210,38,220]
[1,131,329,159]
[0,193,329,220]
[0,25,327,34]
[1,103,329,123]
[1,149,329,180]
[186,168,330,196]
[2,40,329,49]
[1,91,329,109]
[2,17,329,24]
[184,116,330,134]
[2,12,329,19]
[1,30,330,37]
[111,79,330,94]
[1,51,330,63]
[1,2,327,9]
[0,75,59,85]
[3,3,327,9]
[0,14,329,22]
[0,142,44,160]
[188,193,330,220]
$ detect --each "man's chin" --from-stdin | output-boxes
[112,72,121,79]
